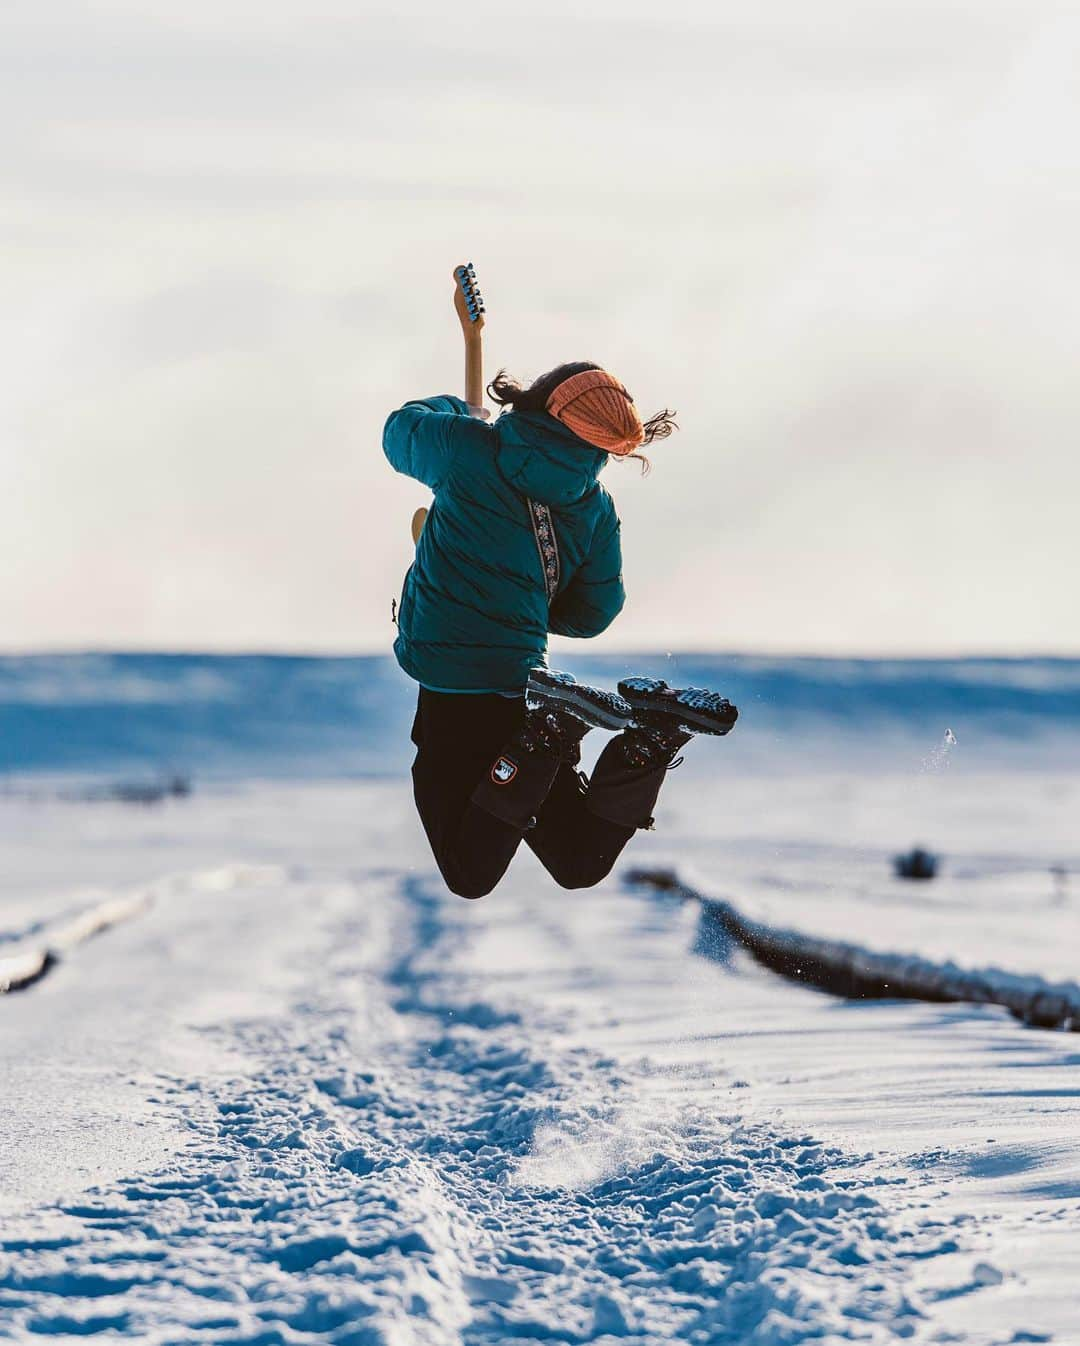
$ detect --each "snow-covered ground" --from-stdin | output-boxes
[1,655,1078,1343]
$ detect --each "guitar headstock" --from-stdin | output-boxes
[452,262,485,336]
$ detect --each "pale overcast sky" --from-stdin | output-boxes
[3,0,1079,655]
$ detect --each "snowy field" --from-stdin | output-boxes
[1,655,1078,1344]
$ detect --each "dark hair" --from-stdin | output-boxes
[487,362,677,474]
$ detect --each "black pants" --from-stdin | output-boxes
[410,689,670,899]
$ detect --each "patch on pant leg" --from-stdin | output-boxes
[491,755,519,785]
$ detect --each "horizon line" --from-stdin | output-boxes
[3,646,1080,664]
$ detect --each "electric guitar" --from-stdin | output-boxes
[410,263,486,544]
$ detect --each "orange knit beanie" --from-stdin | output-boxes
[545,369,645,456]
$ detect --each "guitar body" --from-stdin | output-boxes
[407,263,486,546]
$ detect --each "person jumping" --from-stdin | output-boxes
[384,355,738,899]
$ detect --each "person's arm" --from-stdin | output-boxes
[548,502,626,638]
[382,395,488,490]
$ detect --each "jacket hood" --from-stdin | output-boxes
[494,410,608,508]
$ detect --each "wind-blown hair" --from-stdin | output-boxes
[487,362,677,473]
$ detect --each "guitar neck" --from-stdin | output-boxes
[464,332,483,409]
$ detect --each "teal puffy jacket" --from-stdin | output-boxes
[384,395,625,692]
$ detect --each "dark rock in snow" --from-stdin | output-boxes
[894,847,939,880]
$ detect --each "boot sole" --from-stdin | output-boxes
[527,670,633,731]
[618,677,738,737]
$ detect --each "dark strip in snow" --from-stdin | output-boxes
[627,868,1080,1033]
[0,894,149,996]
[0,948,54,993]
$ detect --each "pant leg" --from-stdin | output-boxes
[410,689,560,899]
[525,763,635,889]
[583,733,671,830]
[525,733,671,890]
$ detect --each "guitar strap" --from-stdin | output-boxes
[527,500,560,603]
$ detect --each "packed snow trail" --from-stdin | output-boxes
[1,784,1076,1343]
[0,865,1001,1343]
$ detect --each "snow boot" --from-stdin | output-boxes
[584,679,736,831]
[617,676,739,737]
[471,671,632,830]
